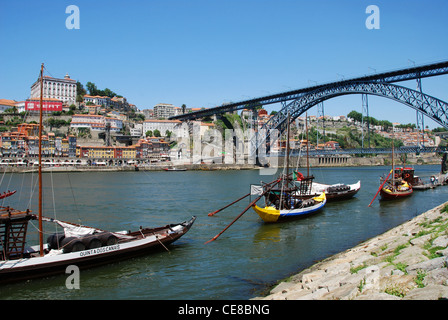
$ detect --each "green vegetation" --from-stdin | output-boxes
[347,110,394,131]
[307,124,403,149]
[47,118,71,129]
[385,285,407,298]
[350,264,367,274]
[415,270,427,288]
[85,81,122,98]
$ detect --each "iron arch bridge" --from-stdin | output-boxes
[253,81,448,153]
[170,60,448,122]
[168,61,448,156]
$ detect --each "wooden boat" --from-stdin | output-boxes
[379,180,413,200]
[311,181,360,201]
[0,64,196,284]
[0,212,195,284]
[293,173,360,201]
[205,113,326,243]
[379,167,413,200]
[252,192,326,223]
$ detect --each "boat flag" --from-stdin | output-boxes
[250,185,263,196]
[293,171,304,181]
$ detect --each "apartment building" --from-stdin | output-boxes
[77,137,168,160]
[143,119,182,136]
[70,114,123,132]
[0,130,77,158]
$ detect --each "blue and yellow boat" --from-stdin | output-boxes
[252,193,326,223]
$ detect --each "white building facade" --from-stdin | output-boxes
[143,120,182,136]
[30,74,77,105]
[70,114,123,133]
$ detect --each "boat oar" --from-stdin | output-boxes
[205,194,265,244]
[207,178,280,216]
[205,179,281,244]
[368,169,392,207]
[207,193,250,216]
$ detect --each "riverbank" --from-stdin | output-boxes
[256,201,448,300]
[1,163,259,173]
[1,152,443,173]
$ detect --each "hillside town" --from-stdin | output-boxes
[0,71,442,166]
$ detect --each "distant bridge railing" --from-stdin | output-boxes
[274,146,448,157]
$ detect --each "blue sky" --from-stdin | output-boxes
[0,0,447,128]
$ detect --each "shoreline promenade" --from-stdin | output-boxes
[255,201,448,300]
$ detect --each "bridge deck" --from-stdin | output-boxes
[170,61,448,121]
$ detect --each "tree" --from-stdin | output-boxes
[347,110,363,122]
[153,129,161,137]
[145,130,153,137]
[84,82,119,98]
[76,81,86,101]
[86,82,98,95]
[103,88,116,98]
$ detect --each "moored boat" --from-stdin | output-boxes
[379,180,413,200]
[0,212,195,284]
[0,64,196,284]
[297,178,361,201]
[252,193,326,222]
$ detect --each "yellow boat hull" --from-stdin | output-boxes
[252,193,326,223]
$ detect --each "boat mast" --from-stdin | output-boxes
[38,63,44,256]
[392,128,395,185]
[305,112,309,177]
[285,112,291,182]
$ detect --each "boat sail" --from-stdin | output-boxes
[0,64,196,284]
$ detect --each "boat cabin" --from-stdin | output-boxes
[0,208,35,260]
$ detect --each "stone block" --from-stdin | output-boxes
[354,292,401,300]
[424,268,448,286]
[433,235,448,248]
[403,284,448,300]
[324,261,351,275]
[269,281,300,295]
[321,283,360,300]
[380,274,416,295]
[406,256,448,273]
[301,269,325,284]
[393,245,428,265]
[317,274,344,292]
[410,234,432,247]
[296,287,328,300]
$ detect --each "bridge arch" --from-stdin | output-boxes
[254,81,448,153]
[267,81,448,134]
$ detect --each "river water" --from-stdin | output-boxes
[0,165,447,300]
